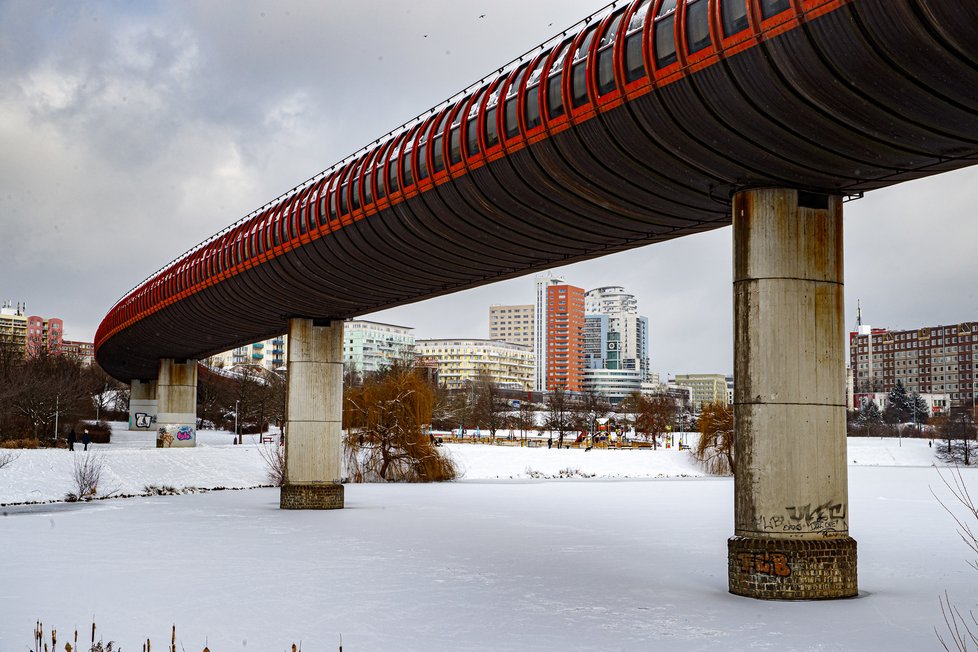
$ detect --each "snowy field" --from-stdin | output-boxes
[0,427,976,650]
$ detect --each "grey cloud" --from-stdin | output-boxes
[1,1,975,376]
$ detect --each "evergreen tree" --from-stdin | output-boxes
[910,392,930,425]
[859,400,883,425]
[887,381,912,422]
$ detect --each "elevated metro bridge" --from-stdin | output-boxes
[95,0,978,600]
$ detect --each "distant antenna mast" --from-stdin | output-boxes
[855,300,863,329]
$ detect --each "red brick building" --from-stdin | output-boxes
[849,321,977,409]
[546,284,585,392]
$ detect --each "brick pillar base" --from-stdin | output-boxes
[280,483,344,510]
[728,536,858,600]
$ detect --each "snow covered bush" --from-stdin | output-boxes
[343,364,456,483]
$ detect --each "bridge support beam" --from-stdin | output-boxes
[128,379,157,431]
[280,318,344,510]
[728,188,857,600]
[156,358,198,448]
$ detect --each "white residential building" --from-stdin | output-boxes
[416,338,534,391]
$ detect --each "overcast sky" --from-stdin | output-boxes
[2,0,976,380]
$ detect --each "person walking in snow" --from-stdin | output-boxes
[82,429,90,451]
[67,428,76,452]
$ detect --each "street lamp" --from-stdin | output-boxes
[234,400,240,444]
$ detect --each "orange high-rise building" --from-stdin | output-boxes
[546,284,585,392]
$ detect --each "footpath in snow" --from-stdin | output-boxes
[0,422,953,505]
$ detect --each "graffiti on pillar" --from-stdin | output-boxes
[158,427,174,448]
[754,501,846,535]
[134,413,156,429]
[176,425,194,441]
[786,501,846,535]
[737,552,792,578]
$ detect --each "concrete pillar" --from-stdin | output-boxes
[728,188,857,600]
[280,318,344,509]
[128,379,157,431]
[156,358,198,448]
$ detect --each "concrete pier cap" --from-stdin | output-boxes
[728,188,857,600]
[280,317,345,510]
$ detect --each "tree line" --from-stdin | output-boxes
[0,336,126,444]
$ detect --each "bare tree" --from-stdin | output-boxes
[545,387,572,446]
[631,394,676,450]
[937,410,977,466]
[695,401,735,475]
[472,375,505,440]
[934,467,978,651]
[0,450,19,470]
[515,398,536,443]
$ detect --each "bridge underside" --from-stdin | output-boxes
[98,0,978,382]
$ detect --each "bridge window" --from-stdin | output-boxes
[625,0,651,82]
[291,195,302,238]
[327,175,339,222]
[375,146,388,200]
[402,135,415,187]
[363,169,373,206]
[596,10,626,96]
[416,128,429,181]
[654,0,678,68]
[298,194,309,235]
[721,0,749,35]
[432,110,451,173]
[351,177,360,212]
[523,58,546,130]
[317,177,330,225]
[272,211,281,246]
[571,25,599,108]
[388,139,401,193]
[466,88,486,156]
[504,64,529,139]
[449,103,464,166]
[483,86,500,149]
[339,178,349,216]
[760,0,791,19]
[546,42,571,119]
[255,217,266,252]
[686,0,711,53]
[250,225,260,255]
[311,181,326,228]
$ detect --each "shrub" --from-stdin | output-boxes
[257,442,286,486]
[0,437,41,449]
[694,402,735,475]
[344,366,457,483]
[74,421,111,444]
[65,452,108,502]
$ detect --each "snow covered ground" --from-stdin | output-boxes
[0,426,976,650]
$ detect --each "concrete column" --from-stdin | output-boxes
[156,358,198,448]
[280,318,344,509]
[128,379,157,431]
[728,188,857,600]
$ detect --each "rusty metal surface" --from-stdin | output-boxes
[97,0,978,381]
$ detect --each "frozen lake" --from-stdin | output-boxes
[2,465,975,651]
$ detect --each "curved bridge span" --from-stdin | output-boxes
[96,0,978,380]
[96,0,977,600]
